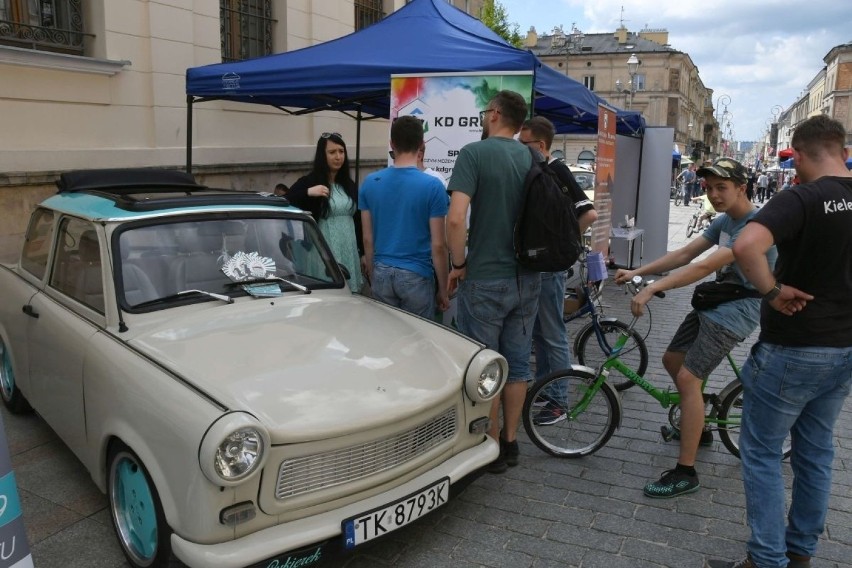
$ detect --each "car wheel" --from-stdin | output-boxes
[0,336,32,414]
[108,444,173,568]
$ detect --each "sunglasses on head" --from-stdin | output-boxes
[321,132,342,139]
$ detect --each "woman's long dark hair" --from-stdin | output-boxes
[312,133,357,219]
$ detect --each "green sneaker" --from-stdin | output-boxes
[643,468,699,498]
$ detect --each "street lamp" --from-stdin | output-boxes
[686,122,694,158]
[714,94,731,158]
[626,53,639,110]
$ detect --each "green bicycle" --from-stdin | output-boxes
[523,276,793,460]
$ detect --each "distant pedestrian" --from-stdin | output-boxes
[709,114,852,568]
[756,171,768,202]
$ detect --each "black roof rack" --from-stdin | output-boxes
[56,168,290,211]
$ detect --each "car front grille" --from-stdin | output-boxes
[275,407,457,500]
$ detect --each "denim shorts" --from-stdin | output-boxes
[667,310,743,379]
[457,273,541,383]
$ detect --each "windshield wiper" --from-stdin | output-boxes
[226,276,311,294]
[132,289,234,309]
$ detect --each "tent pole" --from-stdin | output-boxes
[186,96,194,173]
[355,107,362,186]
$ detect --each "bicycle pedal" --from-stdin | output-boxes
[660,425,675,442]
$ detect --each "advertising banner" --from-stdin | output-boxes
[0,417,33,568]
[592,104,617,254]
[390,72,534,180]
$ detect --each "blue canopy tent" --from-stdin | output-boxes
[847,156,852,170]
[780,157,795,169]
[184,0,643,172]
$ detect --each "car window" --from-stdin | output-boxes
[115,216,343,309]
[49,218,105,313]
[572,171,595,191]
[21,208,55,279]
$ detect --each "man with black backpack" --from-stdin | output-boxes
[447,91,540,473]
[518,117,597,425]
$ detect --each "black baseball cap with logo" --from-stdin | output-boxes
[697,158,748,184]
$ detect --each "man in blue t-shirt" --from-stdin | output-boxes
[615,157,777,499]
[360,115,449,318]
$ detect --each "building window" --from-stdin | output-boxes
[355,0,383,30]
[221,0,272,62]
[633,73,646,91]
[583,75,595,91]
[0,0,85,55]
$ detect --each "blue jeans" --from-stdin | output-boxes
[532,271,572,379]
[740,341,852,567]
[457,273,541,382]
[371,262,435,319]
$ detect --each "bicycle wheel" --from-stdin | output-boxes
[522,369,620,458]
[686,215,697,237]
[574,319,648,391]
[674,191,682,206]
[715,381,792,460]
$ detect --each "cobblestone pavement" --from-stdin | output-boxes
[4,200,850,567]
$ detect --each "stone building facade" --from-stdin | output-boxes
[0,0,482,260]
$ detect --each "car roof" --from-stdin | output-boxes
[44,168,304,221]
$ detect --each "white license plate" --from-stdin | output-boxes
[342,477,449,548]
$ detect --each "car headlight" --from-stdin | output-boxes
[200,413,270,486]
[464,350,507,403]
[215,427,264,481]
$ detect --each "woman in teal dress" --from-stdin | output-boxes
[288,133,364,292]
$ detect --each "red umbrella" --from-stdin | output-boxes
[778,147,794,159]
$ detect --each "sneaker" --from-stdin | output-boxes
[670,428,714,447]
[706,555,756,568]
[532,401,566,426]
[643,469,699,498]
[501,437,519,467]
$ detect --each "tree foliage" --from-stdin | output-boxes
[481,0,523,48]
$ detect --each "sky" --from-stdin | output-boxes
[498,0,850,143]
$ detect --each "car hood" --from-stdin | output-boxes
[128,294,481,442]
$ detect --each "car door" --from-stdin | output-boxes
[26,217,103,456]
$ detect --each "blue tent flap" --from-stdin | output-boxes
[185,0,643,136]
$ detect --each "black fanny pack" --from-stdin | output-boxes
[691,281,761,311]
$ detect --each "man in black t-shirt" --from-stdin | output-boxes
[518,117,597,424]
[709,115,852,568]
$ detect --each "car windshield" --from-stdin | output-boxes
[115,215,344,310]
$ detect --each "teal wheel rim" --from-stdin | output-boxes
[111,453,158,565]
[0,340,15,402]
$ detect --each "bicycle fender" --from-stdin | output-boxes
[598,317,620,325]
[568,365,624,430]
[716,378,741,401]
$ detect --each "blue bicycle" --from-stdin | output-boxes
[565,250,649,392]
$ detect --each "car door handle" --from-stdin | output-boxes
[22,305,39,319]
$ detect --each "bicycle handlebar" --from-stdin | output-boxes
[625,275,666,299]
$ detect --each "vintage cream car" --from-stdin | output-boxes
[0,169,506,568]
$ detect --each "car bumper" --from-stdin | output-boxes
[171,437,497,568]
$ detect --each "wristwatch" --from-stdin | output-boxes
[451,258,467,270]
[763,281,782,301]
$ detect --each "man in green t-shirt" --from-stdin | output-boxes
[447,90,540,473]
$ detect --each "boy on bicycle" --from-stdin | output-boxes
[691,189,717,229]
[614,157,776,498]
